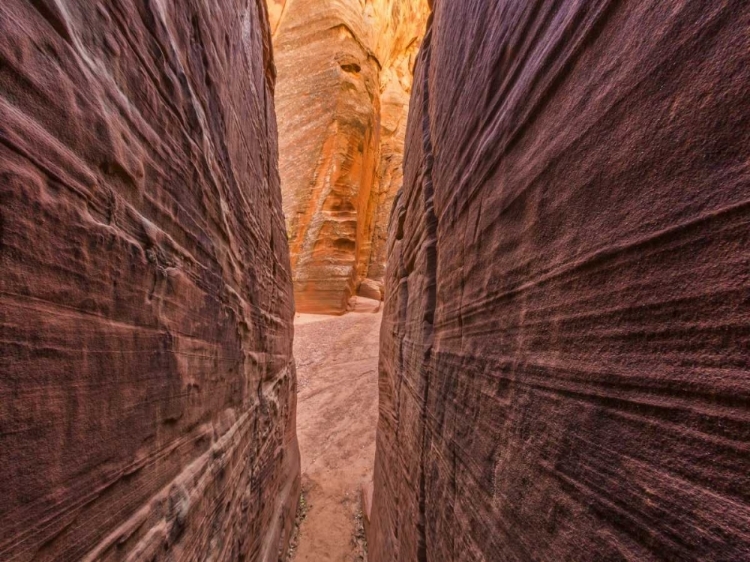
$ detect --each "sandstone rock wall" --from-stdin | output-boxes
[267,0,287,34]
[361,0,426,301]
[272,0,428,313]
[0,2,299,561]
[370,1,750,561]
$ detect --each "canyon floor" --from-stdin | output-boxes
[290,301,382,561]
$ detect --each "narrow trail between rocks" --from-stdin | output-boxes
[289,307,382,561]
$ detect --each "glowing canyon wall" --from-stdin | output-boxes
[0,1,299,560]
[271,0,430,313]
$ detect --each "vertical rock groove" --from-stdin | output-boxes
[415,19,435,562]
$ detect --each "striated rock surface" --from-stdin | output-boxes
[370,1,750,561]
[0,1,299,561]
[272,0,428,314]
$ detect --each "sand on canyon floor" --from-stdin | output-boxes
[289,300,382,562]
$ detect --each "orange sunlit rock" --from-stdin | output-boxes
[271,0,430,314]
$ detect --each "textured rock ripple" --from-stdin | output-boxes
[0,1,299,561]
[370,1,750,561]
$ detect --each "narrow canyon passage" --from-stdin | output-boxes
[2,2,750,562]
[290,302,383,561]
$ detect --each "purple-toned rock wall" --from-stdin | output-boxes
[0,1,299,560]
[370,1,750,560]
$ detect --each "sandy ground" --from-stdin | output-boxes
[290,305,382,562]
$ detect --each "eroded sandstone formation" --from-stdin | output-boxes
[271,0,429,313]
[370,1,750,561]
[0,2,299,561]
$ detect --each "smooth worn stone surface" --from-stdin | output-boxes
[0,1,299,561]
[291,310,381,561]
[271,0,429,314]
[370,1,750,561]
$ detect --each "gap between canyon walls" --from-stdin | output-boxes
[269,0,431,314]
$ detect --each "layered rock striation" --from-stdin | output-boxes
[370,1,750,561]
[0,1,299,561]
[272,0,429,313]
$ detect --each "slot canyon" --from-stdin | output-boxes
[270,0,429,314]
[0,2,748,562]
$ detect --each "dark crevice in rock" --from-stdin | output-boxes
[415,17,436,562]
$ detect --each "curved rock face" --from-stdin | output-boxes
[272,0,428,314]
[370,1,750,561]
[0,2,299,561]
